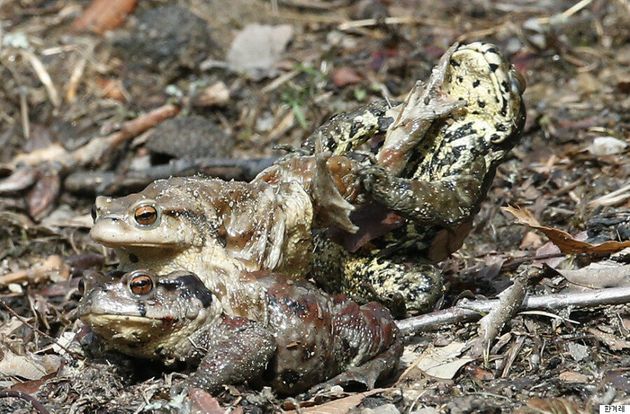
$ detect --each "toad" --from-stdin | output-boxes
[268,42,527,314]
[91,42,525,315]
[79,269,402,396]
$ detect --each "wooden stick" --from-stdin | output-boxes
[397,286,630,336]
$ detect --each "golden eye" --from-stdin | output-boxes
[134,205,158,226]
[129,272,154,296]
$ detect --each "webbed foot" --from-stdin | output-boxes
[307,340,403,395]
[311,151,359,234]
[377,43,466,175]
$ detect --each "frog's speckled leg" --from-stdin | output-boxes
[188,317,275,392]
[376,43,466,175]
[304,100,396,155]
[363,42,526,226]
[311,236,443,316]
[361,156,489,226]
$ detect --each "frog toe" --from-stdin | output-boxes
[358,165,389,193]
[308,340,403,395]
[312,152,359,233]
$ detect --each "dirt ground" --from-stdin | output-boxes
[0,0,629,413]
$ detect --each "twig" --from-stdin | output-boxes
[338,16,445,31]
[0,390,50,414]
[64,156,278,195]
[10,103,180,170]
[589,183,630,207]
[473,272,529,360]
[396,286,630,336]
[562,0,594,18]
[65,55,87,103]
[19,87,30,139]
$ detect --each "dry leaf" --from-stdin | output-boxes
[227,24,293,80]
[0,166,36,194]
[26,169,60,221]
[0,347,61,381]
[556,262,630,289]
[72,0,137,34]
[515,397,587,414]
[558,371,589,383]
[586,136,628,156]
[587,327,630,351]
[284,388,388,414]
[0,255,69,285]
[189,387,227,414]
[332,67,363,87]
[520,231,543,249]
[192,82,230,107]
[95,77,127,102]
[503,205,630,255]
[403,342,473,380]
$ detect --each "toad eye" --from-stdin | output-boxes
[134,205,158,226]
[90,204,97,221]
[128,272,154,296]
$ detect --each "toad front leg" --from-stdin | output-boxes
[188,317,276,392]
[361,156,489,227]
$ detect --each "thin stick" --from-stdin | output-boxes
[64,156,278,195]
[397,286,630,335]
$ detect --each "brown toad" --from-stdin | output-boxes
[79,269,401,396]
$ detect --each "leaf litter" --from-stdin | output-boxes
[0,0,629,412]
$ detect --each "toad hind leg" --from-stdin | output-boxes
[307,340,403,395]
[312,237,443,317]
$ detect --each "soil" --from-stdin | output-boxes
[0,0,629,413]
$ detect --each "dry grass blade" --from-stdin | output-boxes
[21,50,60,108]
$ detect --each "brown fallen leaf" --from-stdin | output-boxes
[0,165,36,194]
[72,0,137,34]
[189,388,227,414]
[503,205,630,255]
[331,67,363,87]
[191,82,230,108]
[558,371,589,383]
[0,346,61,381]
[95,77,127,102]
[398,342,473,382]
[587,327,630,351]
[515,397,587,414]
[26,169,61,221]
[284,388,388,414]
